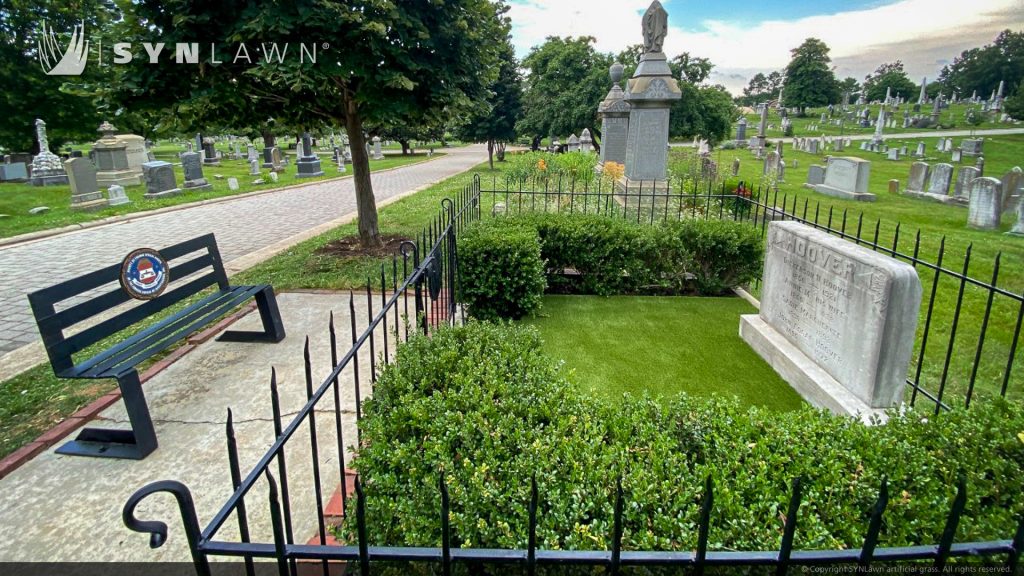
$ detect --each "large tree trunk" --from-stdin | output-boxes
[487,139,494,170]
[399,139,411,155]
[343,94,383,249]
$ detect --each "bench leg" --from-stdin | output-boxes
[217,286,286,343]
[56,371,158,460]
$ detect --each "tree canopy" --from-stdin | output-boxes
[939,30,1024,100]
[455,40,523,168]
[781,38,839,114]
[103,0,510,247]
[862,61,917,103]
[738,71,783,107]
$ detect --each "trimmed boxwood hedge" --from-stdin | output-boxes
[342,322,1024,556]
[457,214,763,319]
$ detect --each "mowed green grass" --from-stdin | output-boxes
[522,295,805,411]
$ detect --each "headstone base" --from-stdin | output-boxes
[902,190,967,207]
[614,177,671,207]
[31,172,69,187]
[296,159,324,178]
[97,171,142,188]
[183,179,213,191]
[143,188,182,199]
[739,315,888,424]
[70,192,107,212]
[810,184,876,202]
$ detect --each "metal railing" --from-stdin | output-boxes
[121,174,1024,575]
[481,174,1023,415]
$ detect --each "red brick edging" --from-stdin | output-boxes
[0,302,257,480]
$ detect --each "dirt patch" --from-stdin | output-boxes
[315,234,414,259]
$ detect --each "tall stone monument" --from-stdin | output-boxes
[735,117,747,147]
[598,62,630,166]
[92,121,141,187]
[918,77,927,105]
[30,119,68,186]
[621,1,681,187]
[296,132,325,178]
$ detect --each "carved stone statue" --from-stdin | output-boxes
[642,1,668,53]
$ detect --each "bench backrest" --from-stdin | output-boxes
[27,233,231,374]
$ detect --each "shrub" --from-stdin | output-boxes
[342,322,1024,555]
[458,219,546,320]
[661,218,763,294]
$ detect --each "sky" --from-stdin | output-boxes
[506,0,1024,95]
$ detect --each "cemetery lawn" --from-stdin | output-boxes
[0,152,441,239]
[521,295,804,411]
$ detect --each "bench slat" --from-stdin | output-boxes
[38,253,218,335]
[81,286,264,377]
[55,271,223,361]
[28,233,218,308]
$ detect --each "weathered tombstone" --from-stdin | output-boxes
[1000,167,1022,215]
[1,162,28,182]
[886,149,899,161]
[967,178,1002,230]
[269,171,279,183]
[805,164,826,186]
[227,177,239,191]
[915,142,926,157]
[113,134,148,176]
[809,156,874,201]
[372,136,384,160]
[296,132,325,178]
[202,137,220,165]
[249,158,260,176]
[807,140,820,154]
[622,1,682,187]
[926,163,954,198]
[64,157,106,211]
[107,184,130,206]
[951,148,962,163]
[905,162,930,195]
[859,142,868,151]
[247,145,258,163]
[567,134,580,153]
[740,221,922,417]
[735,117,747,145]
[953,166,980,202]
[580,129,594,153]
[943,139,953,152]
[270,147,285,173]
[180,152,212,191]
[975,156,985,176]
[777,160,786,183]
[262,131,277,168]
[731,157,740,176]
[887,179,899,194]
[763,150,780,177]
[141,161,181,198]
[30,119,68,186]
[598,62,631,164]
[1008,196,1024,236]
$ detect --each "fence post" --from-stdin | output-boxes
[776,477,803,576]
[440,472,452,576]
[858,477,888,569]
[935,475,968,571]
[695,476,713,576]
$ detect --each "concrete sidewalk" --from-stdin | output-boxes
[0,292,394,561]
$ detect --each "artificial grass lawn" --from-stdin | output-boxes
[522,295,805,412]
[0,150,441,239]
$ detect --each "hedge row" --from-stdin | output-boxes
[343,322,1024,555]
[458,214,763,320]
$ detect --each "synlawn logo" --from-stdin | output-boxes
[36,21,323,76]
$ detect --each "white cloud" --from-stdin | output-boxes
[508,0,1024,95]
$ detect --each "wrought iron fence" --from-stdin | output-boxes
[122,174,1024,575]
[481,174,1024,416]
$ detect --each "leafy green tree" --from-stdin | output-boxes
[781,38,839,114]
[1005,83,1024,120]
[518,36,612,141]
[455,41,523,169]
[108,0,509,247]
[671,83,735,145]
[939,30,1024,100]
[738,71,783,106]
[837,77,860,99]
[862,61,917,103]
[0,0,116,152]
[926,81,944,100]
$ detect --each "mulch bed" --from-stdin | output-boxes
[315,234,413,259]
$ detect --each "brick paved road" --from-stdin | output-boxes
[0,145,486,355]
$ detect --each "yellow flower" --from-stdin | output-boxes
[537,159,548,172]
[603,161,625,181]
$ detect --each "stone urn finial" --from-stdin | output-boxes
[98,121,118,141]
[610,62,624,85]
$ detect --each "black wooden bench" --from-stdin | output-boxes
[28,233,285,460]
